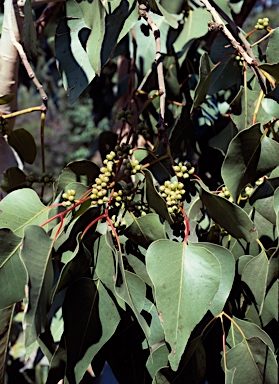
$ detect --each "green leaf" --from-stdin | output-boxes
[55,0,96,103]
[144,170,173,224]
[262,97,279,119]
[24,0,37,59]
[266,27,279,64]
[1,167,27,192]
[146,343,169,380]
[194,243,235,316]
[21,225,54,348]
[0,229,27,309]
[8,128,36,164]
[261,280,278,326]
[226,317,275,351]
[0,93,15,105]
[0,189,49,237]
[258,63,279,83]
[146,240,221,371]
[231,87,271,130]
[225,367,236,383]
[193,53,214,108]
[221,123,279,202]
[94,234,125,309]
[79,0,105,75]
[199,183,258,242]
[98,0,138,68]
[52,239,91,301]
[173,8,210,56]
[56,160,100,194]
[155,1,178,29]
[125,251,153,287]
[62,278,120,384]
[125,213,166,248]
[225,337,277,384]
[0,305,15,383]
[242,250,268,313]
[143,299,164,346]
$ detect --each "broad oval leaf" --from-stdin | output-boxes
[55,0,96,103]
[1,166,27,192]
[0,229,27,309]
[21,225,54,348]
[0,189,49,237]
[199,183,258,242]
[242,250,268,314]
[0,305,15,383]
[124,213,166,248]
[225,337,277,384]
[63,278,120,384]
[194,243,235,316]
[8,128,36,164]
[146,239,221,371]
[222,123,279,202]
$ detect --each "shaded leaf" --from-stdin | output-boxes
[124,213,166,248]
[155,1,178,29]
[1,167,27,192]
[24,0,37,59]
[222,123,279,202]
[0,137,18,183]
[0,305,15,383]
[8,128,36,164]
[63,278,120,384]
[0,229,27,309]
[193,53,214,108]
[146,239,221,370]
[144,169,173,224]
[261,280,278,326]
[21,225,54,348]
[199,182,258,242]
[51,239,91,301]
[56,160,100,194]
[258,63,279,83]
[0,94,15,105]
[225,337,277,384]
[0,189,49,237]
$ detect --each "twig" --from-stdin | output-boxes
[138,4,167,139]
[200,0,258,66]
[7,0,48,111]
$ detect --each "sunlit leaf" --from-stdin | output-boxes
[0,189,49,237]
[146,239,221,370]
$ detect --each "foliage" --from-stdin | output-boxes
[0,0,278,383]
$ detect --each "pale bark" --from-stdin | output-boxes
[0,0,24,131]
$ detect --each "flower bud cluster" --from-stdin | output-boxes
[26,172,54,187]
[114,143,133,159]
[243,177,265,198]
[218,186,234,202]
[62,189,76,207]
[159,180,185,215]
[235,54,245,66]
[116,109,133,122]
[136,121,151,139]
[255,18,269,30]
[173,162,195,179]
